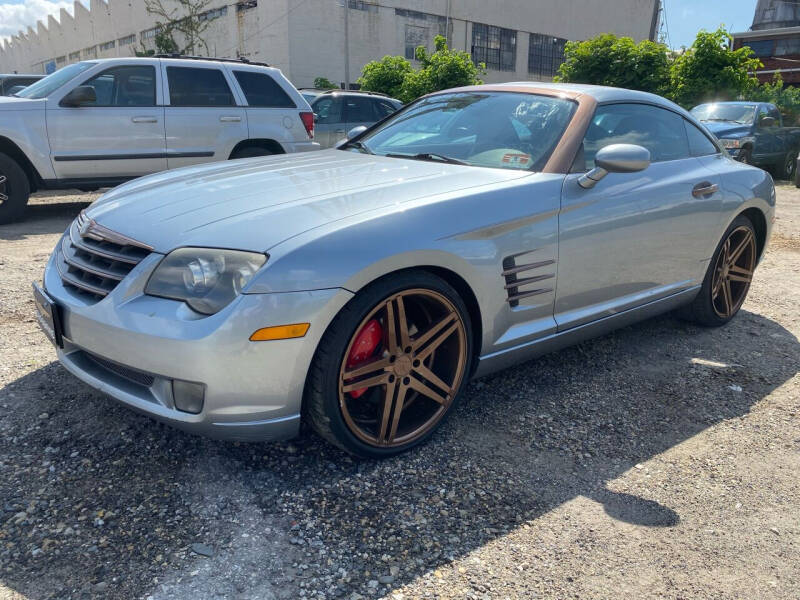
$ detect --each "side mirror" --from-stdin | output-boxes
[313,113,319,123]
[578,144,651,189]
[334,125,369,149]
[759,116,776,128]
[61,85,97,107]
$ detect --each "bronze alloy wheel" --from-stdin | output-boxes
[338,289,468,448]
[711,225,756,318]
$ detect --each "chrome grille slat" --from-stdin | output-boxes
[58,211,151,300]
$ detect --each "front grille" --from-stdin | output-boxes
[502,250,556,307]
[57,211,152,300]
[84,352,156,387]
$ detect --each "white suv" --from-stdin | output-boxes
[0,56,318,223]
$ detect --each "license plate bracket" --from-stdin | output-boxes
[32,282,63,348]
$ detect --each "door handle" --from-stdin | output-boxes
[692,182,719,198]
[132,116,157,123]
[220,116,242,122]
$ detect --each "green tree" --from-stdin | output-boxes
[555,33,670,95]
[313,76,338,90]
[400,35,484,103]
[143,0,221,55]
[357,55,414,100]
[750,72,800,125]
[670,28,762,108]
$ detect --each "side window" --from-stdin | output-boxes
[582,103,690,169]
[167,67,234,107]
[79,66,156,107]
[313,97,343,124]
[233,70,296,108]
[757,106,770,127]
[768,106,781,124]
[685,120,719,157]
[345,96,377,123]
[374,99,399,119]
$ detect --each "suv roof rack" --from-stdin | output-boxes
[153,54,271,68]
[319,89,390,98]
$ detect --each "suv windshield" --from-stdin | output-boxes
[16,62,96,99]
[346,91,577,171]
[691,103,756,125]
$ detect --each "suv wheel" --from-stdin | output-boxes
[231,146,276,159]
[0,153,30,225]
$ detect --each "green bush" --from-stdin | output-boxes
[313,77,338,90]
[358,36,483,104]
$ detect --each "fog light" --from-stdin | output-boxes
[172,380,205,414]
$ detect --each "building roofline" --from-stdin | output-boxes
[732,26,800,39]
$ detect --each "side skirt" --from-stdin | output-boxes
[473,286,701,378]
[39,177,135,191]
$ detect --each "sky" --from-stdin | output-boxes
[0,0,761,48]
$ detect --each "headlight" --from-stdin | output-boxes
[145,248,267,315]
[720,137,753,149]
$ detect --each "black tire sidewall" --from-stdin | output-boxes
[0,153,30,224]
[783,151,797,180]
[231,147,275,159]
[307,271,473,459]
[689,215,756,327]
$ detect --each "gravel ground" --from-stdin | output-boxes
[0,186,798,600]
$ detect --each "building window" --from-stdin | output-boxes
[528,33,567,78]
[99,40,116,51]
[83,46,97,59]
[776,37,800,56]
[747,39,775,57]
[141,27,160,41]
[56,55,66,65]
[405,25,428,60]
[198,6,227,21]
[471,23,516,71]
[237,0,257,10]
[118,34,136,46]
[347,0,378,12]
[69,51,81,61]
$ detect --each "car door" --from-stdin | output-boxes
[555,102,723,331]
[753,105,779,165]
[161,63,247,169]
[312,95,345,148]
[46,64,166,179]
[344,96,379,137]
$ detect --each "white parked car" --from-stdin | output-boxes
[0,56,318,223]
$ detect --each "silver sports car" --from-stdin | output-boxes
[35,82,775,458]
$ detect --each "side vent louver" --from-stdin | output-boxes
[502,250,555,307]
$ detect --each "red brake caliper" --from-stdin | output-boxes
[345,318,383,398]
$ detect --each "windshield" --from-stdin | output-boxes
[348,91,577,171]
[691,103,756,125]
[16,62,96,99]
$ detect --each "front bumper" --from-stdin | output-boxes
[42,244,352,441]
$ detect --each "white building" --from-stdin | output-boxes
[0,0,660,88]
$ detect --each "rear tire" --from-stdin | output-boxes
[780,150,797,181]
[304,271,472,458]
[230,146,276,159]
[679,215,757,327]
[0,153,30,225]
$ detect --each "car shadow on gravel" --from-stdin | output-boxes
[1,309,798,599]
[0,201,89,241]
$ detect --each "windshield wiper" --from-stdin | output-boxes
[342,140,374,155]
[384,152,468,165]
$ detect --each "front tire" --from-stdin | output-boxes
[737,147,753,165]
[780,150,797,181]
[304,271,472,458]
[680,215,758,327]
[0,153,30,225]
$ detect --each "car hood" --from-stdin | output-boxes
[700,121,752,139]
[0,96,44,110]
[87,150,532,254]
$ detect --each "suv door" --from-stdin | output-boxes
[556,102,723,330]
[161,63,247,168]
[47,64,166,179]
[312,95,345,148]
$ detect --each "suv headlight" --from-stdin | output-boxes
[145,248,267,315]
[720,137,753,149]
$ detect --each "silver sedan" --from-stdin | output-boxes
[35,83,775,458]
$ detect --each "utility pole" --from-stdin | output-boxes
[343,0,350,90]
